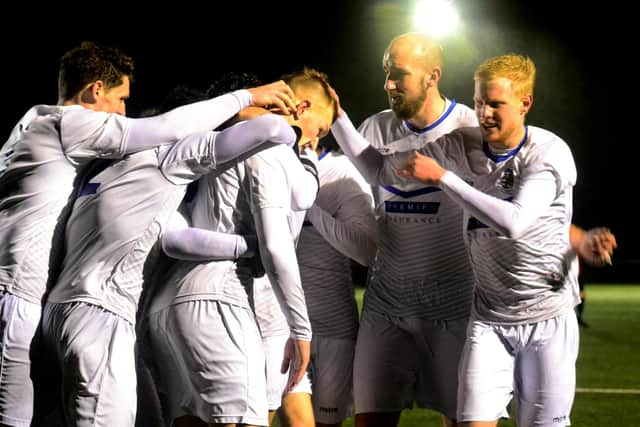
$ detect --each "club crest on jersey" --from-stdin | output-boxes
[497,168,515,193]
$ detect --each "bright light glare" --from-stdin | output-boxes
[413,0,459,38]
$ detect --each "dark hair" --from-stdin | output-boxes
[206,71,263,98]
[159,85,207,113]
[58,41,135,101]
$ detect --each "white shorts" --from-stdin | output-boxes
[457,312,579,426]
[353,309,467,419]
[263,334,312,411]
[309,336,355,424]
[147,300,268,426]
[42,301,137,427]
[0,292,41,427]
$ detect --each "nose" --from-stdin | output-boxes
[384,77,396,91]
[477,103,492,119]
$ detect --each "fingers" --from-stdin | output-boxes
[283,339,310,393]
[581,227,617,267]
[248,80,297,115]
[284,365,306,393]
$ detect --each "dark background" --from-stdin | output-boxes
[2,1,636,282]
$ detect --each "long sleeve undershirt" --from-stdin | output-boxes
[440,169,558,239]
[255,206,312,341]
[124,90,252,153]
[306,202,377,266]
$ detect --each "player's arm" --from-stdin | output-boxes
[159,114,296,185]
[254,205,311,392]
[397,149,557,239]
[160,210,253,261]
[306,177,377,266]
[124,81,296,153]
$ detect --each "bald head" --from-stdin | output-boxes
[384,32,443,71]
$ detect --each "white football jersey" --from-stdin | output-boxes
[148,144,313,340]
[45,131,221,323]
[297,151,376,338]
[0,105,130,303]
[385,125,580,324]
[357,99,478,319]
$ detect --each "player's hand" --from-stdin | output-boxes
[248,80,296,115]
[396,150,446,184]
[280,338,311,393]
[577,227,617,267]
[327,85,345,118]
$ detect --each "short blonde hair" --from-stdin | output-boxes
[281,67,338,123]
[474,54,536,99]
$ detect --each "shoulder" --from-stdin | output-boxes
[359,109,397,132]
[449,100,478,127]
[526,126,576,182]
[528,126,573,158]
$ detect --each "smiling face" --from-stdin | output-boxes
[473,54,535,148]
[474,77,530,148]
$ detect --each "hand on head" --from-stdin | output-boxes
[248,80,296,115]
[327,85,345,118]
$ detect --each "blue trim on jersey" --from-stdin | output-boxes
[382,185,442,198]
[78,159,113,197]
[79,182,100,196]
[467,197,513,230]
[318,150,330,161]
[385,201,440,214]
[482,126,528,163]
[404,99,457,133]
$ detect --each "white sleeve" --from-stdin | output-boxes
[255,206,312,341]
[305,168,377,265]
[124,90,253,152]
[290,147,319,211]
[306,201,377,266]
[159,114,296,185]
[161,227,253,261]
[440,168,558,239]
[331,113,411,185]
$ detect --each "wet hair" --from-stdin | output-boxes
[58,41,134,101]
[474,54,536,98]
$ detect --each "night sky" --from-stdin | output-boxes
[3,1,636,282]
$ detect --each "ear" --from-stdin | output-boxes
[430,67,442,84]
[80,80,105,104]
[425,67,442,88]
[294,99,311,120]
[520,94,533,115]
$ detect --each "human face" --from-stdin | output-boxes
[96,75,130,115]
[474,77,530,148]
[296,98,334,152]
[382,44,428,120]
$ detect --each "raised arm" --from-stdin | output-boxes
[124,81,296,153]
